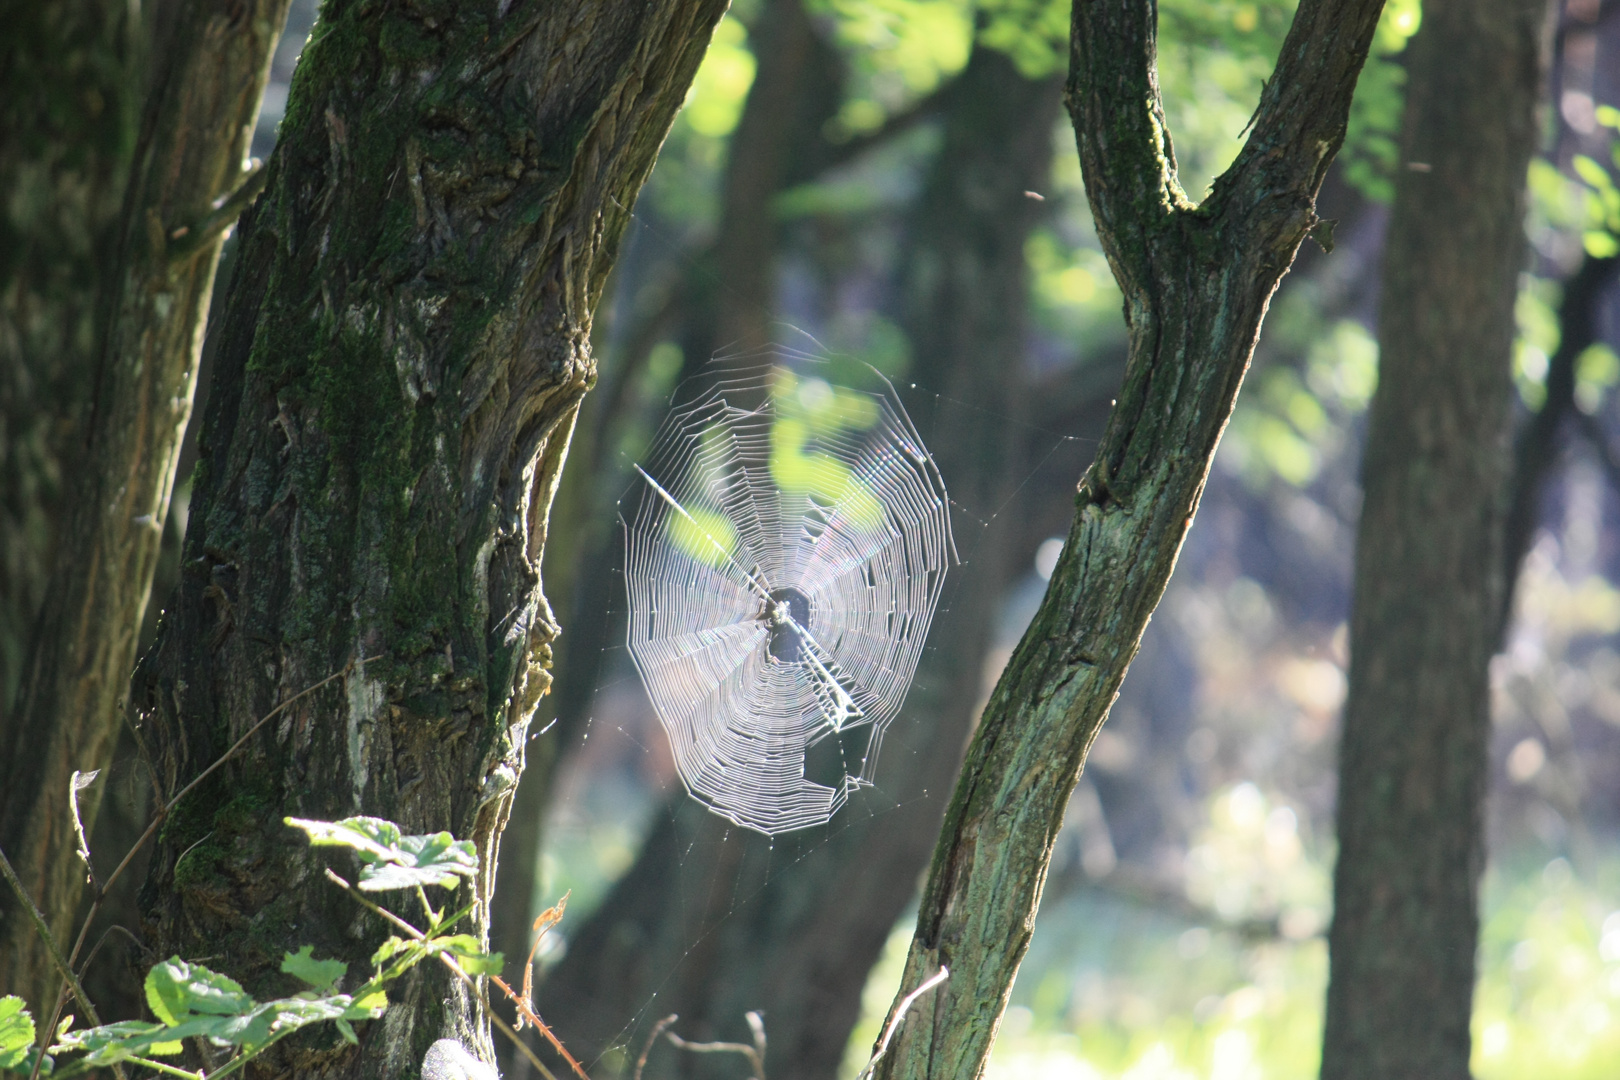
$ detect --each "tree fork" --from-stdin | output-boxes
[868,0,1388,1075]
[129,0,725,1074]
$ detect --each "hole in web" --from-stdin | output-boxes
[765,586,812,663]
[802,722,869,789]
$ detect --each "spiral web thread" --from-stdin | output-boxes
[623,354,954,835]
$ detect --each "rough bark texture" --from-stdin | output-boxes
[866,0,1389,1076]
[490,0,848,987]
[129,2,724,1075]
[531,46,1059,1080]
[1320,0,1542,1074]
[0,0,290,1016]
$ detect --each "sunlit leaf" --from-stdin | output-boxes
[281,946,347,991]
[430,935,504,976]
[0,997,35,1070]
[286,816,478,891]
[144,957,254,1026]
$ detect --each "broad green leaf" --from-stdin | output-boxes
[144,957,254,1025]
[0,997,34,1069]
[281,946,347,991]
[286,816,477,892]
[52,1020,169,1066]
[285,816,401,863]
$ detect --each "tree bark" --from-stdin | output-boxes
[865,0,1389,1076]
[532,45,1060,1080]
[0,0,291,1016]
[1320,0,1542,1074]
[129,1,724,1074]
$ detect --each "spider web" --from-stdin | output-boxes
[623,353,955,835]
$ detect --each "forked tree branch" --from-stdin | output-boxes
[869,0,1389,1075]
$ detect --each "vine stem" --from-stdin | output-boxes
[323,870,567,1080]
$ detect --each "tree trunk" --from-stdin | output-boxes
[130,1,724,1073]
[532,45,1060,1080]
[0,0,291,1016]
[1320,0,1542,1074]
[0,0,136,721]
[865,0,1389,1076]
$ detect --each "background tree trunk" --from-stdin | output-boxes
[1320,0,1542,1074]
[866,0,1389,1075]
[0,0,138,721]
[0,0,290,1017]
[130,1,724,1073]
[531,44,1061,1080]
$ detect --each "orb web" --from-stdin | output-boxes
[623,354,954,835]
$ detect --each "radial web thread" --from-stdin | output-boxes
[623,354,954,835]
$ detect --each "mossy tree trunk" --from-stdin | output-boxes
[0,0,290,1017]
[867,0,1389,1076]
[532,44,1060,1080]
[130,1,724,1074]
[1321,0,1542,1074]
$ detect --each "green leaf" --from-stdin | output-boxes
[52,1020,169,1067]
[144,957,254,1025]
[285,816,401,863]
[334,1018,358,1044]
[431,935,504,976]
[343,987,388,1018]
[0,997,35,1070]
[281,946,347,991]
[286,816,478,892]
[371,936,413,967]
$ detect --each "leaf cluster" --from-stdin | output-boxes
[1,817,499,1080]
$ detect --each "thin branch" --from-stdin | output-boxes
[664,1014,767,1080]
[167,159,269,259]
[100,661,365,903]
[633,1015,679,1080]
[68,770,100,891]
[322,870,565,1080]
[0,846,103,1026]
[856,967,948,1080]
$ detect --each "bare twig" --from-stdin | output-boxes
[0,846,103,1025]
[517,891,569,1030]
[98,661,365,905]
[167,159,268,258]
[68,770,100,889]
[657,1016,764,1080]
[856,967,949,1080]
[633,1015,679,1080]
